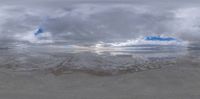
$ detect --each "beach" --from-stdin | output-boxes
[0,45,199,99]
[0,62,200,99]
[1,1,200,98]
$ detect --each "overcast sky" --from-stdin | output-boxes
[0,0,200,44]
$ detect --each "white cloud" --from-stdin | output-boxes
[172,7,200,41]
[0,3,200,44]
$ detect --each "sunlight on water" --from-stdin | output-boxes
[0,41,198,75]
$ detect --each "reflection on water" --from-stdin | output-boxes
[0,42,199,75]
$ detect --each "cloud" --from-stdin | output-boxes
[171,7,200,41]
[0,1,200,45]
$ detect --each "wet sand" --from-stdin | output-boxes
[0,44,199,99]
[0,59,200,99]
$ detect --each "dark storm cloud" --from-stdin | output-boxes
[0,0,200,44]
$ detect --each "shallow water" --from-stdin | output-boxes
[0,42,199,75]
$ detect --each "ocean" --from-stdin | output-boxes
[0,41,199,75]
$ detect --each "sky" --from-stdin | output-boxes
[0,0,200,45]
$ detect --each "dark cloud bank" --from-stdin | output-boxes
[0,0,200,45]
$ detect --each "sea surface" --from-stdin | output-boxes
[0,42,199,76]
